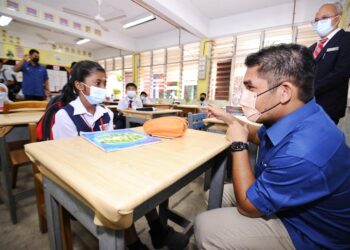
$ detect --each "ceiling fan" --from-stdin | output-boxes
[36,33,75,49]
[63,0,126,32]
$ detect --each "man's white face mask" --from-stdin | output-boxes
[240,83,282,122]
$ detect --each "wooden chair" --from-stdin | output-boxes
[3,101,48,233]
[188,112,208,130]
[4,101,48,188]
[3,100,48,114]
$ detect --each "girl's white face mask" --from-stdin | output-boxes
[239,83,282,122]
[81,83,107,105]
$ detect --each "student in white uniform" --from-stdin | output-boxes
[199,92,208,106]
[0,82,12,103]
[117,82,143,109]
[51,62,188,250]
[52,60,113,139]
[140,91,150,105]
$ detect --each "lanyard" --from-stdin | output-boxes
[80,114,105,132]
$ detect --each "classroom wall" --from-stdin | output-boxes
[135,0,330,51]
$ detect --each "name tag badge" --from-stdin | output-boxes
[99,123,108,131]
[326,47,339,52]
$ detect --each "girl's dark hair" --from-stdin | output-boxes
[60,60,105,106]
[140,91,147,96]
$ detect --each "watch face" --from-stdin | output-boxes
[231,141,249,151]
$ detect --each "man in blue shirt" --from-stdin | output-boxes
[14,49,49,100]
[194,44,350,249]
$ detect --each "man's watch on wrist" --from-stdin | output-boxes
[230,141,249,152]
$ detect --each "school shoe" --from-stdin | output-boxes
[149,225,189,250]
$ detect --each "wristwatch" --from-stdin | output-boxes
[230,141,249,152]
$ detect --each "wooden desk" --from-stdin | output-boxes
[25,128,230,249]
[0,111,44,223]
[143,103,174,110]
[173,105,204,117]
[122,109,182,128]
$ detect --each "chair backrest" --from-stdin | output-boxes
[3,101,48,113]
[188,112,207,130]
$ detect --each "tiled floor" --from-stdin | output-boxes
[0,164,205,250]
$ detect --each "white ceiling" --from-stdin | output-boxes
[7,20,105,51]
[191,0,292,19]
[31,0,175,38]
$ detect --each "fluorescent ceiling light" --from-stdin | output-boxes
[0,16,13,26]
[123,14,156,29]
[76,38,90,45]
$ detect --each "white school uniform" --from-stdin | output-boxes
[52,96,114,139]
[117,96,143,110]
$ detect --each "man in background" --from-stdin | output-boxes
[310,2,350,124]
[14,49,50,100]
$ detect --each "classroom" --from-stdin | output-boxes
[0,0,350,249]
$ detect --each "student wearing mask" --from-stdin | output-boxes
[117,82,143,109]
[140,91,150,104]
[310,2,350,124]
[199,93,208,106]
[53,61,188,249]
[194,44,350,249]
[13,49,50,100]
[52,60,113,138]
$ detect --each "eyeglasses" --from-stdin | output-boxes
[311,15,339,25]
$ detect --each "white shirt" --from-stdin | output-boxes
[117,96,143,110]
[199,100,208,106]
[52,97,114,139]
[0,67,14,85]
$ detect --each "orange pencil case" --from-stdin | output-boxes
[143,116,188,138]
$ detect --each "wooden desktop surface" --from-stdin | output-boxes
[0,111,44,126]
[25,128,230,229]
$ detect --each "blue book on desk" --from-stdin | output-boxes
[81,129,161,152]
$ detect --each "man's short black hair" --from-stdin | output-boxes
[126,82,137,90]
[29,49,39,55]
[200,93,206,97]
[245,43,315,103]
[140,91,147,96]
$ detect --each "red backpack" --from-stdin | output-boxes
[36,96,63,141]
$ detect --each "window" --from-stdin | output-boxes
[123,55,133,86]
[210,36,235,100]
[182,42,200,100]
[105,57,123,99]
[152,49,166,98]
[296,24,319,46]
[231,32,261,104]
[263,27,293,47]
[139,51,151,96]
[98,60,105,69]
[166,46,181,99]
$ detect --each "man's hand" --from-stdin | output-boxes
[23,54,29,61]
[207,105,235,124]
[226,121,249,143]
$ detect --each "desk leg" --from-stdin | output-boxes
[159,199,169,226]
[125,118,130,128]
[98,227,124,250]
[0,136,17,224]
[44,177,63,250]
[207,152,228,210]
